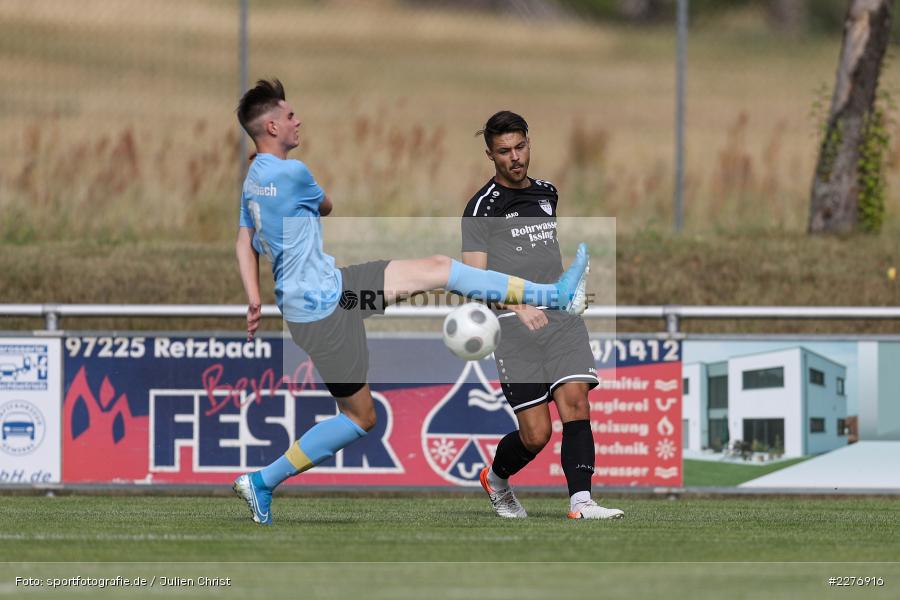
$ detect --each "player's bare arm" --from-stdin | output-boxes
[235,226,262,340]
[461,251,488,270]
[462,250,548,332]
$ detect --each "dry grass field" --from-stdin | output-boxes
[1,0,898,243]
[1,1,899,334]
[2,231,899,334]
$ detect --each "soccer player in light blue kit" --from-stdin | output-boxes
[232,79,591,525]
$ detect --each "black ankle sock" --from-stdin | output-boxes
[561,419,594,497]
[490,430,537,480]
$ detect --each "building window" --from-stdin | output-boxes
[743,418,784,453]
[810,417,825,433]
[809,368,825,386]
[708,375,728,408]
[837,377,845,396]
[683,378,689,395]
[837,418,847,436]
[742,367,784,390]
[708,418,729,451]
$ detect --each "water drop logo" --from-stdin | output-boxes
[421,361,516,486]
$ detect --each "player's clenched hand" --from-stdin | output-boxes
[246,303,262,340]
[515,305,548,331]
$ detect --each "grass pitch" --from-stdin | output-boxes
[1,494,898,599]
[683,457,810,487]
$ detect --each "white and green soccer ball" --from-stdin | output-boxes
[442,302,501,361]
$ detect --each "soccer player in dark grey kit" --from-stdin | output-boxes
[231,81,592,525]
[462,111,623,520]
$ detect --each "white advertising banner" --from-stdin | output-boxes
[0,337,61,484]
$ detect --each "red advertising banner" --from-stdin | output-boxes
[62,335,681,488]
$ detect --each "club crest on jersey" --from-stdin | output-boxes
[421,361,516,486]
[539,199,552,215]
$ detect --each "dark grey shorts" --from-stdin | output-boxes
[287,259,390,398]
[494,310,599,413]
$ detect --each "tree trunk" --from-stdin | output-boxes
[808,0,893,234]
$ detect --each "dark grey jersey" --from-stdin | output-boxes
[461,177,562,284]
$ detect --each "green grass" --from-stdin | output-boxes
[6,495,898,563]
[6,562,898,600]
[683,458,809,487]
[3,494,899,561]
[1,495,898,599]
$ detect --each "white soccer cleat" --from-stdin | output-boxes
[232,472,273,525]
[567,274,589,316]
[567,499,624,520]
[479,467,527,519]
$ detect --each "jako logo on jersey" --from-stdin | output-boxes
[250,183,277,197]
[505,212,519,219]
[151,389,401,473]
[539,199,552,215]
[421,361,516,486]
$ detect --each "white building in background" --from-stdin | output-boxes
[682,360,728,453]
[683,347,848,458]
[681,363,706,454]
[857,342,900,440]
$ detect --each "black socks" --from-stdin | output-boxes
[490,430,538,479]
[491,419,594,498]
[561,419,594,497]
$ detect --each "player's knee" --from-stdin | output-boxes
[555,385,590,419]
[520,427,551,453]
[343,407,377,432]
[429,254,452,273]
[356,410,377,432]
[563,394,590,415]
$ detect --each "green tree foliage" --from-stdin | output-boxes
[857,94,894,232]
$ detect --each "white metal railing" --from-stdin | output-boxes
[2,304,899,334]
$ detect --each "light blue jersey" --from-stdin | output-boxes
[239,153,341,322]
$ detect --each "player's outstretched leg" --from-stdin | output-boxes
[383,243,590,314]
[233,386,373,525]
